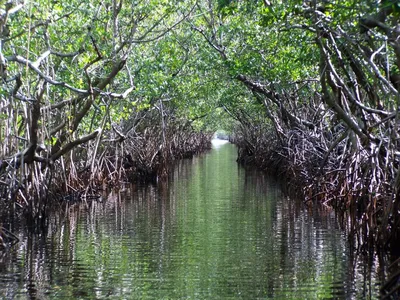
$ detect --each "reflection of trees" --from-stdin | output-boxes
[0,144,385,298]
[240,158,380,298]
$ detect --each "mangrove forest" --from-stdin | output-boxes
[1,0,400,298]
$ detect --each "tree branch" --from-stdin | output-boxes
[51,129,101,161]
[6,55,90,95]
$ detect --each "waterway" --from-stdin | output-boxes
[0,140,384,299]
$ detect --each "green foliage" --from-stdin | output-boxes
[2,0,399,165]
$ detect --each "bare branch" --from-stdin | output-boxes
[6,55,90,95]
[51,129,101,161]
[32,50,51,68]
[191,24,226,60]
[99,86,135,99]
[50,48,84,58]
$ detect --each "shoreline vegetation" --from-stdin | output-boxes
[0,122,213,249]
[0,115,213,226]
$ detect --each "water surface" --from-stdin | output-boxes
[0,141,383,299]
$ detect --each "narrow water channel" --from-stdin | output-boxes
[0,141,382,299]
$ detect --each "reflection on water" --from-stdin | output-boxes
[0,142,386,299]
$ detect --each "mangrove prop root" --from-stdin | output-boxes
[0,226,19,250]
[231,107,400,252]
[0,115,213,225]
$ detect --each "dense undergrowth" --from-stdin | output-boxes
[230,103,400,253]
[0,113,212,237]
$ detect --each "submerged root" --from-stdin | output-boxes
[0,118,213,226]
[232,119,400,250]
[381,258,400,299]
[0,226,19,250]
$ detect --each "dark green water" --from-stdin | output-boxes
[0,141,383,299]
